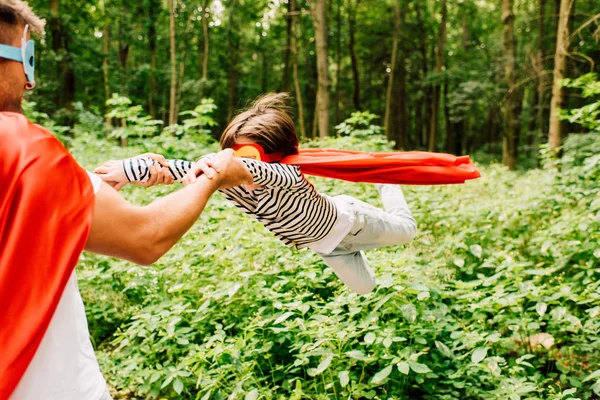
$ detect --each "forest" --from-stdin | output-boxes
[16,0,600,398]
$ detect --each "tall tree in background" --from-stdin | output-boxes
[501,0,522,169]
[226,1,240,121]
[168,0,177,125]
[348,0,361,110]
[415,1,430,148]
[311,0,330,138]
[200,0,210,83]
[290,0,306,138]
[146,0,160,117]
[548,0,574,153]
[282,0,292,92]
[49,0,75,116]
[384,0,400,137]
[428,0,447,152]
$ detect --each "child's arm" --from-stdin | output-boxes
[94,154,217,189]
[239,158,305,189]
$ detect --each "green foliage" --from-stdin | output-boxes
[164,99,219,145]
[66,133,600,399]
[105,94,164,140]
[334,111,383,138]
[559,74,600,133]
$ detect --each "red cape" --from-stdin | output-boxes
[0,113,95,398]
[282,148,480,184]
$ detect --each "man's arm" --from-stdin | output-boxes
[85,150,252,265]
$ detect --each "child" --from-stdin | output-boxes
[95,93,417,294]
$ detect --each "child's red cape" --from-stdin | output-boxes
[0,113,95,398]
[282,148,480,184]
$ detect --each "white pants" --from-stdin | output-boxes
[317,185,417,294]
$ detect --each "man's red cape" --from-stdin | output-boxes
[0,113,95,398]
[282,148,480,184]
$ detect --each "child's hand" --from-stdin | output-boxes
[94,160,128,189]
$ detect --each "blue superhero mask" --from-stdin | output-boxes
[0,25,35,84]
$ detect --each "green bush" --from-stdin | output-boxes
[65,131,600,399]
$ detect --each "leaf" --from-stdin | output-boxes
[338,370,350,388]
[408,361,431,374]
[471,347,488,363]
[397,361,410,375]
[173,378,184,394]
[274,312,294,325]
[435,340,453,358]
[308,354,333,376]
[400,303,418,323]
[535,302,547,317]
[470,244,483,258]
[346,350,369,361]
[371,365,393,384]
[364,332,376,344]
[228,283,242,297]
[583,369,600,382]
[454,258,465,267]
[417,291,430,301]
[245,389,259,400]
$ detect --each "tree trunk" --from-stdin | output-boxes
[49,0,75,117]
[226,2,239,122]
[311,0,330,138]
[117,22,130,95]
[103,24,111,129]
[415,2,429,148]
[348,0,361,110]
[548,0,573,153]
[290,0,306,139]
[334,0,342,124]
[384,0,400,138]
[168,0,177,126]
[175,14,194,118]
[501,0,522,170]
[428,0,447,152]
[282,0,292,92]
[147,0,158,118]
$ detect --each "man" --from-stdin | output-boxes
[0,1,252,399]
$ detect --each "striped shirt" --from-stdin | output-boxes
[123,156,338,249]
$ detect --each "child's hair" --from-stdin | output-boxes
[220,93,299,158]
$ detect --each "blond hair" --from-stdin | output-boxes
[220,93,299,158]
[0,0,45,37]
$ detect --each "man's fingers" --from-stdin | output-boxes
[195,160,216,179]
[114,181,127,191]
[143,153,170,168]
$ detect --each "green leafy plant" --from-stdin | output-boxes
[334,111,383,138]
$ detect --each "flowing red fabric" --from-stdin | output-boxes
[282,148,481,184]
[0,113,95,398]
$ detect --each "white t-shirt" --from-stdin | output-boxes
[12,172,107,400]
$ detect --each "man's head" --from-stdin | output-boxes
[0,0,44,112]
[220,93,299,161]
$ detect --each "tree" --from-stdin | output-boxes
[548,0,574,153]
[501,0,522,170]
[348,0,361,110]
[290,0,306,139]
[168,0,177,126]
[384,0,400,137]
[428,0,447,152]
[311,0,330,138]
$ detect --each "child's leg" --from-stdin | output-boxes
[318,249,376,294]
[338,186,417,251]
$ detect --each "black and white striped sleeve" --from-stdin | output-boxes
[122,157,193,183]
[240,158,304,189]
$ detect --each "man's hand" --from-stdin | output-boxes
[183,149,253,189]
